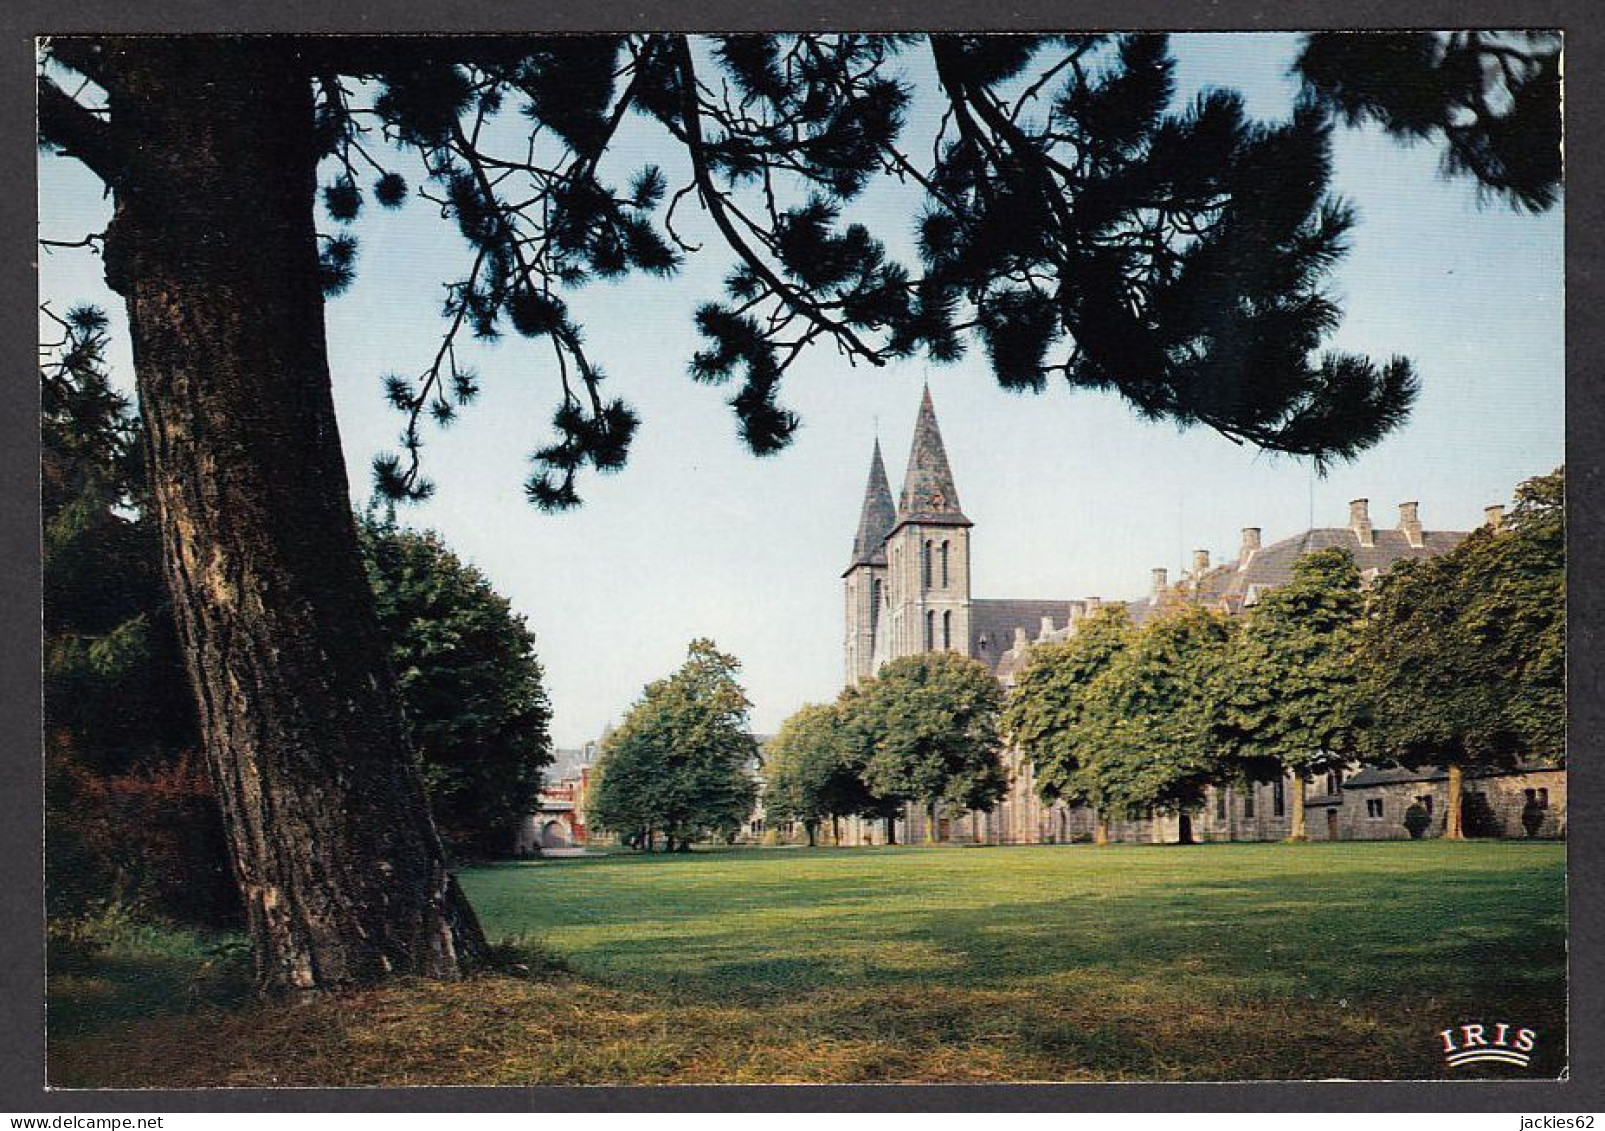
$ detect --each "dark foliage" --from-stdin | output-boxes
[1297,31,1561,213]
[357,511,555,858]
[40,34,1441,512]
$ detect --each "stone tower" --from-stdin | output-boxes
[883,387,973,661]
[843,438,897,686]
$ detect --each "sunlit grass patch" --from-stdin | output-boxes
[48,840,1565,1085]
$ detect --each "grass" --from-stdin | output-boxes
[47,840,1566,1086]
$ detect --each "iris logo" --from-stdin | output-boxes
[1439,1022,1537,1069]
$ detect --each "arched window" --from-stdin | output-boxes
[921,540,933,589]
[942,610,952,650]
[924,610,935,651]
[870,578,883,634]
[940,541,950,588]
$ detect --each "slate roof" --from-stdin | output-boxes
[1184,524,1470,617]
[847,438,897,571]
[971,598,1087,675]
[895,386,971,529]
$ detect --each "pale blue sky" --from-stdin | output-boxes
[38,34,1563,746]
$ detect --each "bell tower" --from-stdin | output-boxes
[843,438,896,686]
[884,387,972,659]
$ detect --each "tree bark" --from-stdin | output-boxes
[1445,763,1465,839]
[885,816,897,845]
[1093,810,1110,846]
[806,820,817,847]
[830,814,840,846]
[1288,773,1308,841]
[926,803,939,844]
[1177,811,1195,845]
[98,39,485,994]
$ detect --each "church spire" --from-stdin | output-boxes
[897,386,969,526]
[847,437,897,569]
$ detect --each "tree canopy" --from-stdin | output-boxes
[1356,468,1565,829]
[40,33,1437,514]
[762,701,879,845]
[587,639,760,850]
[357,512,554,857]
[1212,547,1363,838]
[1003,605,1132,810]
[847,651,1006,839]
[1297,31,1562,214]
[1071,605,1234,843]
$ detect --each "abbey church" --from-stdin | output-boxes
[835,389,1566,846]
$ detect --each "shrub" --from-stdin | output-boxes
[56,754,240,928]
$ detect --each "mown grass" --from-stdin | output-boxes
[48,840,1565,1086]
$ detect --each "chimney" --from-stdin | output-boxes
[1039,615,1056,639]
[1398,501,1424,548]
[1013,626,1029,652]
[1240,527,1261,561]
[1151,567,1169,596]
[1349,498,1374,547]
[1485,504,1505,531]
[1085,596,1103,613]
[1192,549,1210,577]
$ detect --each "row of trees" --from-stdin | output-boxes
[766,653,1007,845]
[765,468,1563,846]
[44,310,553,926]
[1013,466,1564,843]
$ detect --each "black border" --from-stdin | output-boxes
[7,0,1599,1113]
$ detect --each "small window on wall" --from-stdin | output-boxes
[942,610,952,650]
[1273,778,1285,817]
[924,610,935,651]
[1365,799,1384,819]
[1526,787,1551,810]
[1243,789,1255,819]
[941,541,951,587]
[922,541,933,589]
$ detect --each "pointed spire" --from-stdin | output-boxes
[847,438,897,570]
[897,386,969,526]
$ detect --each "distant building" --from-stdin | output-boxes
[832,390,1562,845]
[513,740,600,853]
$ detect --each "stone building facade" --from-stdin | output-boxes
[830,390,1565,846]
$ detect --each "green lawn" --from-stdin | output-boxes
[49,841,1566,1085]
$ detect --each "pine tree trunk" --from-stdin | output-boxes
[1288,774,1308,841]
[1445,764,1465,840]
[926,803,939,844]
[99,39,485,994]
[831,814,840,845]
[806,821,817,847]
[885,816,897,845]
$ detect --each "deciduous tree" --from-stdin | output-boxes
[1213,548,1363,840]
[587,639,760,851]
[1003,606,1132,844]
[850,652,1006,842]
[1073,606,1234,844]
[763,702,869,846]
[358,513,553,858]
[1356,468,1564,838]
